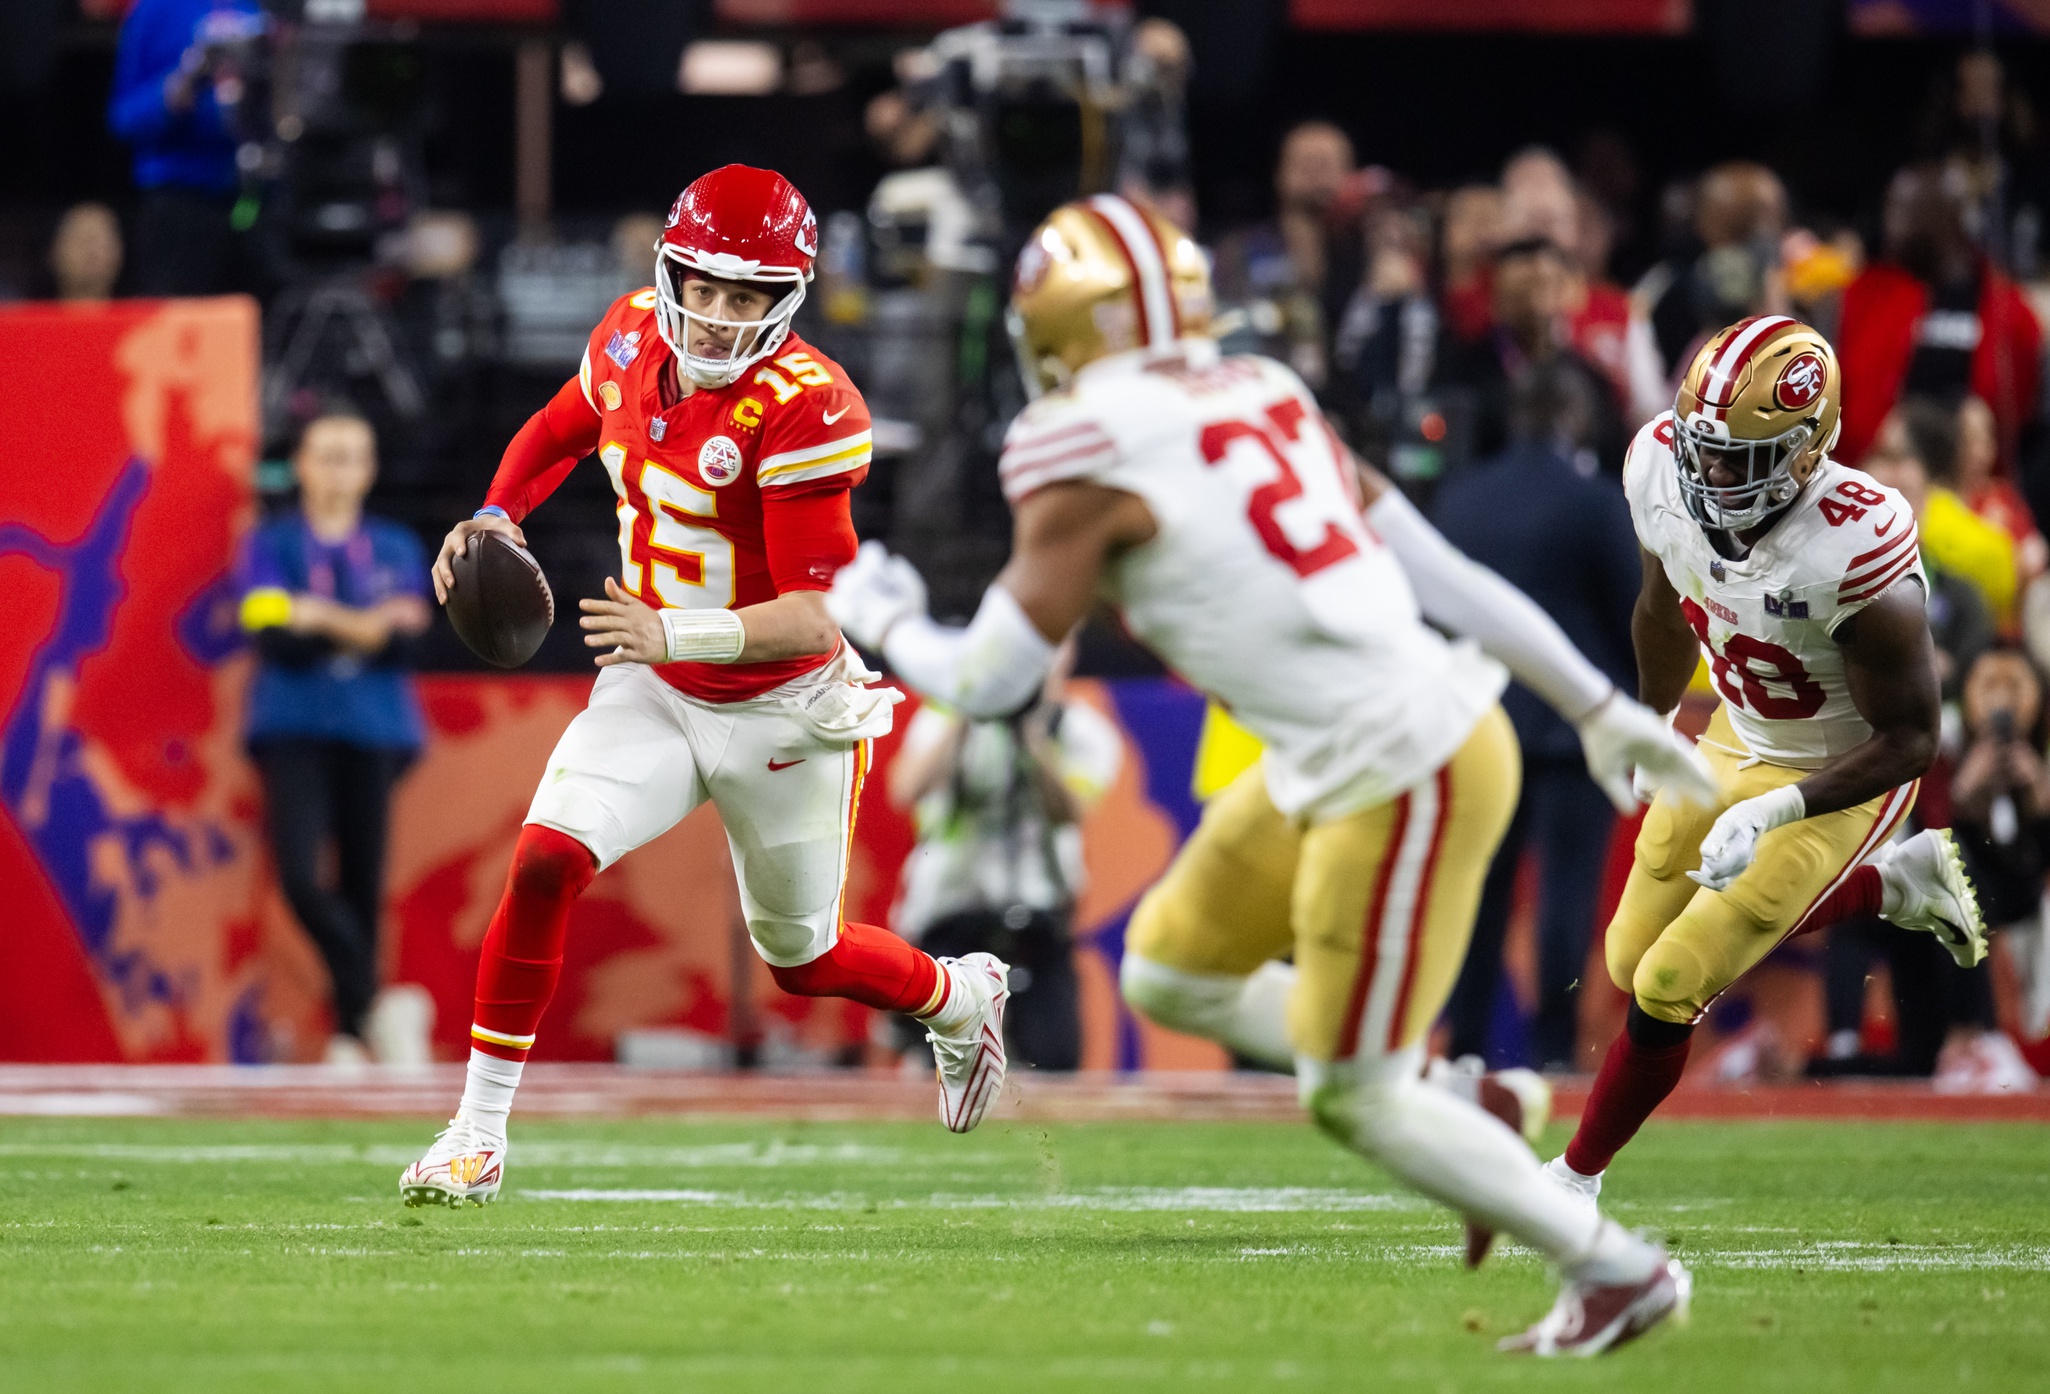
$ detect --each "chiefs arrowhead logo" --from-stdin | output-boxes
[1775,352,1827,411]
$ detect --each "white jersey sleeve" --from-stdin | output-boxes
[1626,412,1926,768]
[998,343,1504,819]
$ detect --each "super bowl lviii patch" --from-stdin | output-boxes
[605,329,641,370]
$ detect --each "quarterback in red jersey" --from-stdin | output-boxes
[400,166,1010,1207]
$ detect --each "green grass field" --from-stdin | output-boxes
[0,1113,2043,1392]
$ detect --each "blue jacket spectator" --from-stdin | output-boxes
[108,0,274,297]
[238,515,430,754]
[108,0,261,195]
[1430,364,1641,1069]
[236,413,430,1058]
[1432,443,1640,762]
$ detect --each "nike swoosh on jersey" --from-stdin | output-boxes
[767,757,807,771]
[1873,515,1896,538]
[822,405,851,425]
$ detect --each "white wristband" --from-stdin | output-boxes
[661,608,746,664]
[1749,782,1807,832]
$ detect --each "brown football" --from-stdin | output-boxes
[444,530,554,668]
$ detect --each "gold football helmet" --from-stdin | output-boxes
[1007,194,1214,397]
[1673,315,1842,530]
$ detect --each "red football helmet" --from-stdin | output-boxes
[655,164,818,388]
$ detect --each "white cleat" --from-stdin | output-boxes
[928,953,1009,1134]
[1544,1153,1604,1204]
[399,1116,506,1207]
[1501,1252,1691,1357]
[1878,829,1988,968]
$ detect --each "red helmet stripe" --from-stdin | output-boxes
[1086,195,1178,348]
[1700,314,1798,419]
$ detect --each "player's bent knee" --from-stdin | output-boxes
[748,915,827,966]
[1632,940,1711,1024]
[509,824,598,903]
[1118,955,1243,1041]
[1603,916,1649,994]
[738,841,841,919]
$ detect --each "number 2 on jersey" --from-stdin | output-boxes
[1198,398,1360,578]
[599,442,737,610]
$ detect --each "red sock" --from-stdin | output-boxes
[1564,1021,1693,1176]
[1790,864,1883,939]
[769,922,946,1016]
[470,825,597,1061]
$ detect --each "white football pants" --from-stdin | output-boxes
[525,656,879,967]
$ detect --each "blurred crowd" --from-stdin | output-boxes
[31,0,2050,1083]
[1196,51,2050,1090]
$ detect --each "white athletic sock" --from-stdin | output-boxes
[1877,856,1908,919]
[919,961,978,1035]
[1307,1046,1653,1279]
[1568,1218,1662,1286]
[457,1048,523,1135]
[1118,957,1295,1069]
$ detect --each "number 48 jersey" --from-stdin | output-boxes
[1625,411,1926,769]
[999,341,1506,820]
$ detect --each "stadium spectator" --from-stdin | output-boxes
[48,203,123,300]
[1437,182,1503,344]
[1635,162,1789,391]
[1213,120,1361,389]
[885,644,1121,1072]
[1817,649,2041,1093]
[236,412,431,1065]
[107,0,275,297]
[1836,160,2041,474]
[1957,393,2048,578]
[1429,236,1625,473]
[1858,410,2000,697]
[1500,147,1634,413]
[1433,363,1640,1070]
[1877,398,2022,630]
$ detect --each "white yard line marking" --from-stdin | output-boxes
[519,1187,1427,1213]
[0,1141,959,1168]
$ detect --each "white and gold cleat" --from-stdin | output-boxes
[399,1116,506,1207]
[928,953,1010,1134]
[1879,829,1988,968]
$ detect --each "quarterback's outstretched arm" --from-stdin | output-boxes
[830,481,1156,717]
[1358,466,1714,811]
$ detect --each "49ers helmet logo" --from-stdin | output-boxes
[1776,352,1827,410]
[698,434,743,486]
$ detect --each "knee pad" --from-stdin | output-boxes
[1118,955,1245,1040]
[1301,1046,1425,1147]
[739,840,840,919]
[509,825,597,904]
[749,915,827,967]
[1632,938,1710,1024]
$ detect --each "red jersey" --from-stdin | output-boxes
[484,288,870,702]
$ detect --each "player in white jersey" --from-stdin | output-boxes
[831,194,1721,1356]
[1548,316,1987,1201]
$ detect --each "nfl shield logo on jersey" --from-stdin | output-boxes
[698,434,743,486]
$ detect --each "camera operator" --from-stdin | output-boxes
[108,0,272,297]
[886,642,1122,1071]
[1817,647,2041,1091]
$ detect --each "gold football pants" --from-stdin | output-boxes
[1607,704,1917,1025]
[1127,706,1519,1063]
